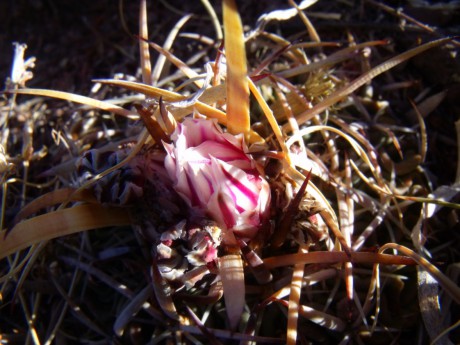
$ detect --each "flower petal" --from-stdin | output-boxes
[163,117,271,241]
[211,157,260,211]
[194,141,252,170]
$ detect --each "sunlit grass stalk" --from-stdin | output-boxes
[263,251,416,269]
[290,37,454,126]
[223,0,250,136]
[151,14,192,85]
[45,253,85,345]
[378,244,460,304]
[339,157,354,300]
[0,204,131,259]
[287,0,321,43]
[286,246,307,345]
[248,78,288,153]
[95,79,228,125]
[8,88,136,118]
[18,290,41,345]
[200,0,222,40]
[139,0,152,85]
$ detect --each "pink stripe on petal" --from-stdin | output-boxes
[183,162,215,207]
[218,192,236,228]
[185,171,201,206]
[209,157,259,211]
[196,142,250,168]
[222,168,259,206]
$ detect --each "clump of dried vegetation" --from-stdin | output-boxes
[1,1,460,344]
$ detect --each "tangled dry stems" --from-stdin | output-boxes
[1,1,460,344]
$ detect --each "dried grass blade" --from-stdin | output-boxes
[0,247,32,284]
[330,117,385,185]
[139,0,152,85]
[200,0,222,40]
[298,304,346,332]
[287,125,388,190]
[7,88,136,118]
[185,306,224,345]
[409,99,428,163]
[61,256,165,322]
[272,170,311,248]
[277,50,353,80]
[251,0,318,37]
[410,184,460,254]
[430,319,460,345]
[113,285,154,336]
[276,297,347,332]
[95,79,227,124]
[319,208,351,255]
[352,207,387,251]
[263,251,415,269]
[365,0,447,39]
[379,244,460,305]
[286,247,307,345]
[50,274,110,339]
[151,14,193,85]
[16,291,41,345]
[393,193,460,210]
[417,269,452,344]
[151,260,180,321]
[251,43,293,77]
[257,31,307,65]
[348,160,393,197]
[218,254,245,330]
[12,188,95,226]
[286,165,336,218]
[1,243,47,298]
[248,78,285,149]
[287,0,320,42]
[285,165,350,252]
[371,123,404,160]
[191,83,226,105]
[355,259,380,330]
[338,157,354,300]
[410,91,447,120]
[277,40,388,79]
[223,0,250,135]
[273,82,305,152]
[179,324,285,343]
[59,257,133,299]
[147,37,202,88]
[294,37,453,126]
[0,204,131,259]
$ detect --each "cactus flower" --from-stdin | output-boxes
[164,118,270,241]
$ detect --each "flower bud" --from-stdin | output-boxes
[164,118,270,240]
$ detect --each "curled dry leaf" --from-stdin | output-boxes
[217,254,245,331]
[0,204,131,259]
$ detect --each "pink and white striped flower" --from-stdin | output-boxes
[163,118,270,241]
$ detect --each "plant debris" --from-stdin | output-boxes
[1,1,460,344]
